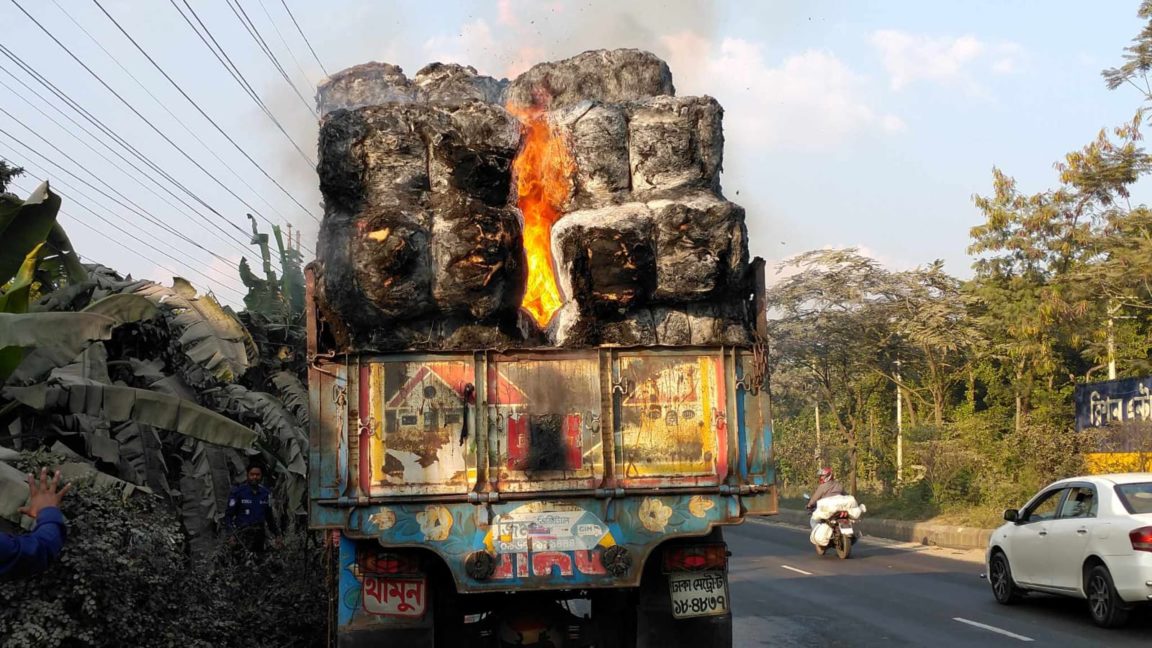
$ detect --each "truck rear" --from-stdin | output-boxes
[307,48,776,647]
[308,307,775,646]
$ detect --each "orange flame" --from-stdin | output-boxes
[509,105,574,328]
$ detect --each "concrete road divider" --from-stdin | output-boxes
[769,508,992,551]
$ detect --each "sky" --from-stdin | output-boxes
[0,0,1149,306]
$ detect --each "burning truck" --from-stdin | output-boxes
[306,48,776,647]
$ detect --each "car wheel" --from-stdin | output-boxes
[1086,565,1130,628]
[989,552,1023,605]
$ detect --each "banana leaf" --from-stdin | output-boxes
[0,181,61,287]
[50,341,111,385]
[2,380,257,449]
[0,459,29,525]
[179,438,235,556]
[115,421,173,497]
[0,242,44,315]
[2,294,158,386]
[45,221,86,285]
[0,242,44,378]
[272,371,309,427]
[129,279,257,385]
[58,460,152,498]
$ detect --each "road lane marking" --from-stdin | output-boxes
[780,565,813,576]
[952,617,1034,642]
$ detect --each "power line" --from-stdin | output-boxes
[0,71,255,260]
[226,0,317,118]
[7,0,305,248]
[171,0,317,170]
[4,169,247,299]
[279,0,328,77]
[0,48,256,253]
[91,0,321,225]
[0,111,241,267]
[257,0,316,89]
[51,0,297,229]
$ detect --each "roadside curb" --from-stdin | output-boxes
[772,508,993,551]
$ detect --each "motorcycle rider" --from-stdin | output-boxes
[805,467,845,512]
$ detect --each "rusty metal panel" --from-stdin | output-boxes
[310,361,348,505]
[615,350,726,486]
[487,352,603,492]
[366,355,477,496]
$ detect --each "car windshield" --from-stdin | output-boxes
[1115,483,1152,514]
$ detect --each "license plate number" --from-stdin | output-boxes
[362,576,426,618]
[669,571,729,619]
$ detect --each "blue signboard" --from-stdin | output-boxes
[1074,376,1152,433]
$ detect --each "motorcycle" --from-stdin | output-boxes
[803,494,863,560]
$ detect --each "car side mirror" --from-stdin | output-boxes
[802,493,810,500]
[1003,508,1019,523]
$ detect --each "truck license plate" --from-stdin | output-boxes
[669,571,729,619]
[362,575,426,618]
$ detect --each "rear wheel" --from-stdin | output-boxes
[1086,565,1130,628]
[989,552,1023,605]
[834,531,852,559]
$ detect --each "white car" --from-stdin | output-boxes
[986,473,1152,627]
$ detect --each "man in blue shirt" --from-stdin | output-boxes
[223,463,279,555]
[0,467,73,577]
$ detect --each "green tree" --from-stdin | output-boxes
[0,160,23,194]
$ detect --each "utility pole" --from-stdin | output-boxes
[895,359,903,485]
[814,401,822,464]
[1107,301,1118,381]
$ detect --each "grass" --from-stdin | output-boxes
[779,485,1007,529]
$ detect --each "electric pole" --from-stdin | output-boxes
[895,359,903,485]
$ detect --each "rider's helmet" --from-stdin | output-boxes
[817,467,834,484]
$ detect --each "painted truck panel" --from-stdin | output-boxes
[310,347,777,593]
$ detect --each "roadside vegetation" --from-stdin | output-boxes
[0,163,323,645]
[771,4,1152,525]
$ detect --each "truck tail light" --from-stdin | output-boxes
[363,552,421,575]
[1130,526,1152,553]
[664,544,728,572]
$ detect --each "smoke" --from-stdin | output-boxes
[427,0,721,80]
[253,0,861,269]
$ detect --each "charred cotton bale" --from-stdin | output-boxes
[413,63,507,104]
[554,102,631,210]
[650,303,752,346]
[317,101,527,346]
[318,62,416,114]
[629,96,724,196]
[425,102,520,208]
[551,203,656,318]
[648,194,749,303]
[507,49,675,110]
[430,197,525,321]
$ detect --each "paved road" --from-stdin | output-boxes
[727,519,1152,647]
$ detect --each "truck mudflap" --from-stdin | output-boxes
[333,494,740,599]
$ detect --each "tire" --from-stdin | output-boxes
[1086,565,1131,628]
[988,552,1023,605]
[834,532,852,560]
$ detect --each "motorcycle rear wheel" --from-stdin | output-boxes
[834,533,852,559]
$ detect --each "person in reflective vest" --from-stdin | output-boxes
[0,468,72,577]
[223,463,280,554]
